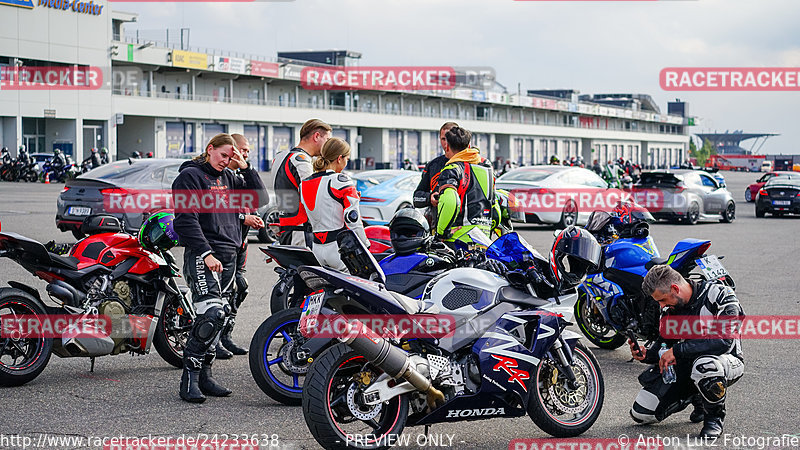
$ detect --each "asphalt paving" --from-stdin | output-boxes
[0,170,797,449]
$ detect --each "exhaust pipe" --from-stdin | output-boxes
[339,321,445,409]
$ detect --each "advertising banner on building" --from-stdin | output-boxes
[216,56,247,75]
[250,60,280,78]
[172,50,208,70]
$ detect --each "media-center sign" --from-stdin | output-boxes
[1,0,103,15]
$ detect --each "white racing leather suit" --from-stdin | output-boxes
[300,170,369,271]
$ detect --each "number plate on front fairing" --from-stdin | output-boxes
[301,291,324,320]
[695,255,729,280]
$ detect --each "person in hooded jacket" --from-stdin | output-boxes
[172,133,267,403]
[413,122,458,227]
[433,126,498,239]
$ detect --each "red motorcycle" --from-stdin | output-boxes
[0,215,194,386]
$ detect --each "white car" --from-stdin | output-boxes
[496,165,612,228]
[352,169,422,225]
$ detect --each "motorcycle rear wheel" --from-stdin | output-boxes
[528,342,604,437]
[152,293,192,368]
[0,289,53,387]
[574,291,627,349]
[302,343,409,450]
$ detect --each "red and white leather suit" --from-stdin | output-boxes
[300,170,369,271]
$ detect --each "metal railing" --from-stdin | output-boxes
[111,89,684,136]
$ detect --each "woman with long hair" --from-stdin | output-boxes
[172,133,267,403]
[299,137,369,271]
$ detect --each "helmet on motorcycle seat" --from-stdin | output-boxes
[131,151,141,158]
[146,152,154,158]
[389,208,431,256]
[549,226,602,289]
[612,200,654,225]
[139,211,180,252]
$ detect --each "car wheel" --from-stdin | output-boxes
[71,228,86,240]
[396,202,412,212]
[744,189,752,202]
[558,200,578,229]
[684,203,699,225]
[720,201,735,223]
[755,208,765,218]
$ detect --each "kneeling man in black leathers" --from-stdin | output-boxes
[629,264,744,438]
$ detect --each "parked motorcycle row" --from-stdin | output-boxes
[0,201,733,450]
[0,150,92,183]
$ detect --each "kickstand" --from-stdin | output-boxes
[424,425,430,436]
[90,357,95,373]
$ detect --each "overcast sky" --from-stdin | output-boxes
[118,0,800,154]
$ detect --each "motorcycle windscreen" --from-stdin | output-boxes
[485,232,540,269]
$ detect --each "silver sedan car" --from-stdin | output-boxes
[634,170,736,224]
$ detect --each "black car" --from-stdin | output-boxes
[56,159,185,238]
[755,175,800,218]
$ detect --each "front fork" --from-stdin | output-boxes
[551,335,580,390]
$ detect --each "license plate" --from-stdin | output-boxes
[300,291,325,322]
[695,255,729,280]
[773,200,791,206]
[68,206,91,216]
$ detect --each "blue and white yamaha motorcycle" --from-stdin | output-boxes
[300,230,605,449]
[574,210,735,349]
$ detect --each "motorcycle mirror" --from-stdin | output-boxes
[552,229,561,238]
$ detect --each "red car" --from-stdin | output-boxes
[745,171,796,202]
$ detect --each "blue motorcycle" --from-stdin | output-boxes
[249,241,457,405]
[574,210,735,349]
[299,230,605,447]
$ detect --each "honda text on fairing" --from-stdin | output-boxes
[298,229,605,449]
[574,208,735,350]
[0,213,194,386]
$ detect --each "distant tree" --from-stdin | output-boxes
[690,138,717,167]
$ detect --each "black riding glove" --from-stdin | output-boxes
[475,259,507,275]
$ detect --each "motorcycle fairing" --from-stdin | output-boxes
[296,265,412,315]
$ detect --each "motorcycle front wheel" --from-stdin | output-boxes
[152,293,192,368]
[528,341,604,437]
[0,289,53,386]
[302,343,409,450]
[249,307,320,405]
[574,291,627,349]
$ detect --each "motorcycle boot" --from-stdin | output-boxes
[199,352,232,397]
[689,394,705,423]
[699,403,725,438]
[180,354,206,403]
[181,305,226,402]
[215,343,234,359]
